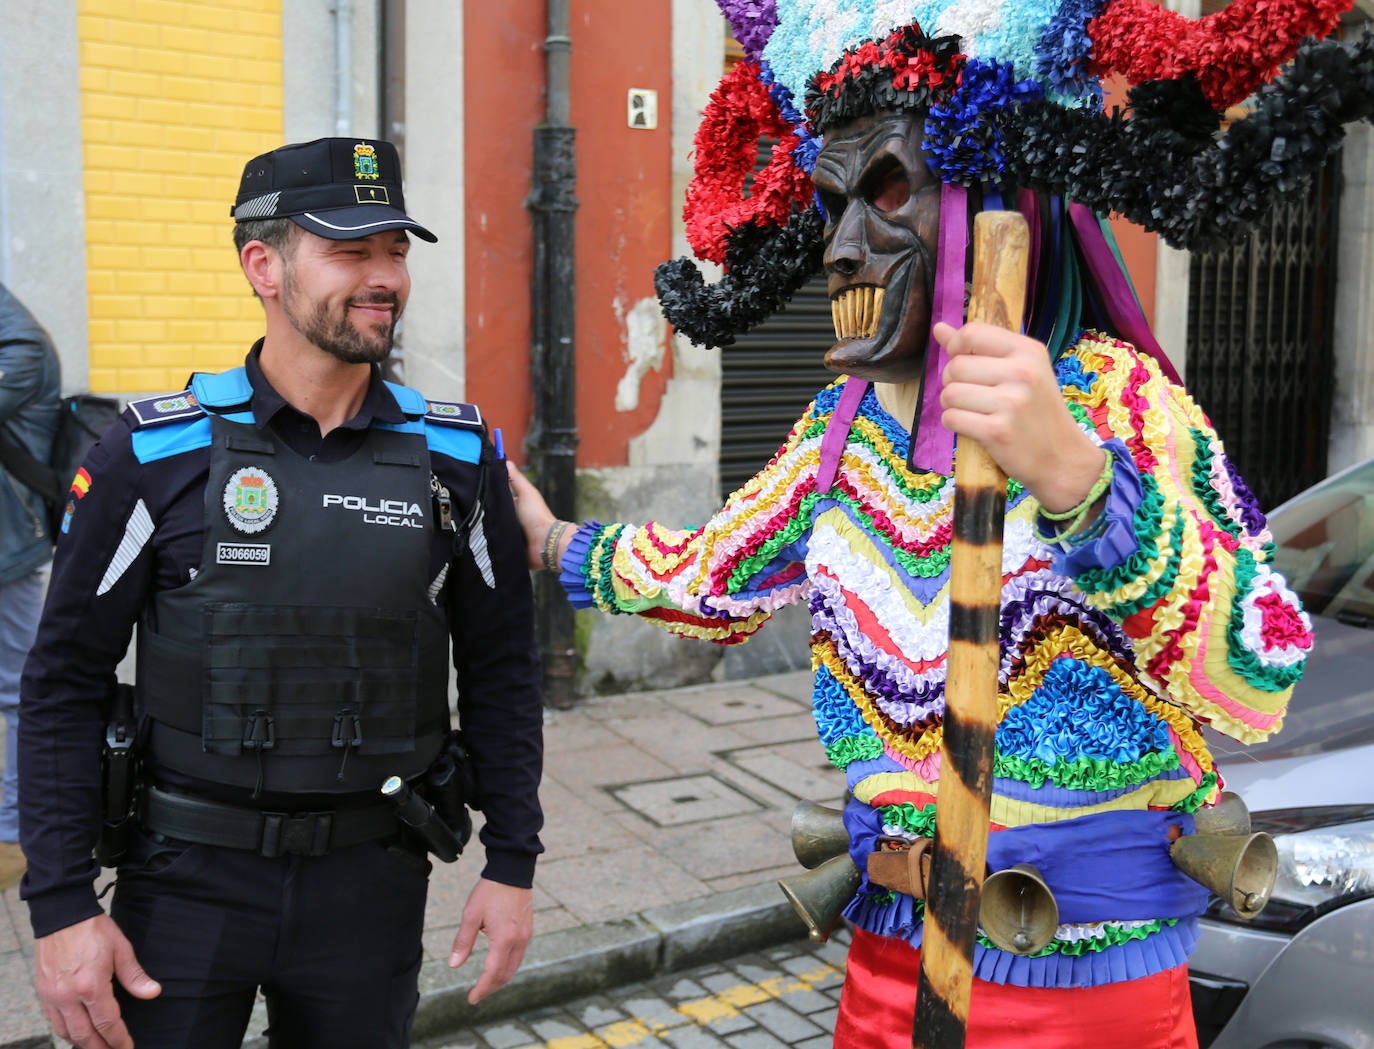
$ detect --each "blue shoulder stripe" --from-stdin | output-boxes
[131,415,214,464]
[424,422,482,465]
[384,380,428,417]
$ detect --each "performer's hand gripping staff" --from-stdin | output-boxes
[914,211,1030,1049]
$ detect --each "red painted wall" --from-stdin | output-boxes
[464,5,545,458]
[1102,75,1158,331]
[465,1,675,469]
[567,0,674,466]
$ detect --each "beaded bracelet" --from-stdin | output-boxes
[541,520,573,572]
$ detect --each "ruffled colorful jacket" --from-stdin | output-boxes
[561,331,1313,988]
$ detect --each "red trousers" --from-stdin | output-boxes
[836,928,1200,1049]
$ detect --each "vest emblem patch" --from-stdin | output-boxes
[223,467,279,534]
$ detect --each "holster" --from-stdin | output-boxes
[417,730,477,857]
[95,683,142,868]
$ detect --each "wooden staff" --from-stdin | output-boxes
[913,210,1030,1049]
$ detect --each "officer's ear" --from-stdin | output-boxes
[241,240,285,301]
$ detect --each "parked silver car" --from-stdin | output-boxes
[1189,457,1374,1048]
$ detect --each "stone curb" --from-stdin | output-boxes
[1,885,809,1049]
[407,884,808,1044]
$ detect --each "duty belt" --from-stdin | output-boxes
[140,785,401,859]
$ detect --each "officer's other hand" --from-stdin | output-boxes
[34,914,161,1049]
[448,877,534,1005]
[504,461,559,572]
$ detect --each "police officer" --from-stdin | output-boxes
[18,138,544,1049]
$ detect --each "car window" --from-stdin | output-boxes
[1267,459,1374,624]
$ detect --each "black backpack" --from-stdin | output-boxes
[0,393,121,539]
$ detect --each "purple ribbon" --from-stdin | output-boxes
[1017,188,1040,329]
[1068,202,1184,386]
[909,182,969,474]
[816,375,870,494]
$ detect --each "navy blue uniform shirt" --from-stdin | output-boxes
[18,345,544,938]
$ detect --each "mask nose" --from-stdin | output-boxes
[824,201,867,279]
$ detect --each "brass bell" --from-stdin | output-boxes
[979,863,1059,956]
[777,853,862,943]
[1170,830,1278,919]
[1192,792,1253,836]
[789,799,850,869]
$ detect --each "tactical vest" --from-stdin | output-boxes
[132,368,483,795]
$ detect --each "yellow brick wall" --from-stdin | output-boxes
[77,0,283,393]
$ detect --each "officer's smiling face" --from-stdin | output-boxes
[278,229,412,365]
[811,111,941,384]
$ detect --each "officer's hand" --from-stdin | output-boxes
[504,462,564,572]
[448,877,534,1005]
[934,321,1106,512]
[34,914,161,1049]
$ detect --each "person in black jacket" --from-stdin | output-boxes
[18,138,544,1049]
[0,282,61,892]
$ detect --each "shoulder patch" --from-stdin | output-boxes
[128,391,203,428]
[425,400,483,431]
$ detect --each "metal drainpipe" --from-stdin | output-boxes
[527,0,579,709]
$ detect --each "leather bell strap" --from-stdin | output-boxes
[865,836,934,898]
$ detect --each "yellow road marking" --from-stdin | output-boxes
[511,959,844,1048]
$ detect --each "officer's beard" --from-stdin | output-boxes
[281,272,399,365]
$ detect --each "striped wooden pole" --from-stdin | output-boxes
[913,210,1030,1049]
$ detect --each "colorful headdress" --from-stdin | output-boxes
[656,0,1372,362]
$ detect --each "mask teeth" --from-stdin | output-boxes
[831,286,885,340]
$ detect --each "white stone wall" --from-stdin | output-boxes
[282,0,465,403]
[0,5,89,390]
[1330,120,1374,469]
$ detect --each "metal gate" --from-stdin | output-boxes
[717,126,836,499]
[1184,159,1342,511]
[718,276,836,499]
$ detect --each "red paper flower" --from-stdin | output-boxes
[683,61,816,267]
[1090,0,1350,109]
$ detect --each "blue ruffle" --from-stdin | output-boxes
[1055,439,1145,576]
[972,918,1199,988]
[812,665,874,749]
[559,521,604,609]
[995,657,1172,767]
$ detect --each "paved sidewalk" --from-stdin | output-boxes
[422,929,853,1049]
[0,669,847,1047]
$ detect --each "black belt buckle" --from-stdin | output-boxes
[260,810,334,858]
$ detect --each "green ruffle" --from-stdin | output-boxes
[1226,549,1305,689]
[994,749,1180,791]
[827,734,884,770]
[1189,429,1247,544]
[976,917,1180,957]
[880,801,939,837]
[587,524,632,613]
[1170,771,1219,813]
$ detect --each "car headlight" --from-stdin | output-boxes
[1205,805,1374,933]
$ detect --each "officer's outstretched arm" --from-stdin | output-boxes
[448,877,535,1005]
[33,913,160,1049]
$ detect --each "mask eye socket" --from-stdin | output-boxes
[867,160,911,213]
[817,189,848,225]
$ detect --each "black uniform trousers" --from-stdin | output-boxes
[110,825,431,1049]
